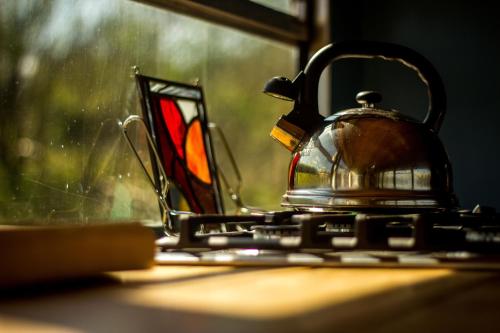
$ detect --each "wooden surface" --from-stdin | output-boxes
[1,265,500,332]
[0,224,155,288]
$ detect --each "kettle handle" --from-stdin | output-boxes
[302,40,446,132]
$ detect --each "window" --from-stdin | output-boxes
[0,0,299,224]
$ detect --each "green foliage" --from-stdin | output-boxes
[0,0,296,223]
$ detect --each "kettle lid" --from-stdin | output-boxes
[326,90,419,124]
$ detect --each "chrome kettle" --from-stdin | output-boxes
[263,41,458,211]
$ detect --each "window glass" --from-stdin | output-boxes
[0,0,296,224]
[250,0,300,15]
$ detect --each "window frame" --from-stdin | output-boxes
[131,0,315,69]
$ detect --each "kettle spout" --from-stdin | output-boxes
[263,72,317,151]
[270,115,306,152]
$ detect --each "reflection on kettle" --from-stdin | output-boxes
[264,41,457,211]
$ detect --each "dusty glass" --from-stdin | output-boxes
[0,0,296,225]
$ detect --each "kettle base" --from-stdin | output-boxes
[282,189,459,212]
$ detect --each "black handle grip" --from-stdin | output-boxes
[301,41,446,132]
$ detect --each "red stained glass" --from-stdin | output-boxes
[159,98,185,159]
[173,161,202,213]
[136,75,224,215]
[190,179,217,213]
[152,106,174,178]
[186,120,212,184]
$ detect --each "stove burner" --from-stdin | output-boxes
[320,211,356,234]
[156,205,500,269]
[251,224,300,240]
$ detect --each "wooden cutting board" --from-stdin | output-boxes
[0,223,155,288]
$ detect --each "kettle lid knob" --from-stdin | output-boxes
[356,91,382,108]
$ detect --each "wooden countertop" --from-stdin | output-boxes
[1,265,500,332]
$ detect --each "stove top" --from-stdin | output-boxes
[156,206,500,269]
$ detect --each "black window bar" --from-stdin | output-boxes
[131,0,314,69]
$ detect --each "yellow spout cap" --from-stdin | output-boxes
[270,116,306,152]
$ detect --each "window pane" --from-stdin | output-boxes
[0,0,296,224]
[250,0,300,15]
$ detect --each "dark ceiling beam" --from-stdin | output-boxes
[132,0,308,45]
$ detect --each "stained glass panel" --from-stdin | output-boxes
[137,75,222,214]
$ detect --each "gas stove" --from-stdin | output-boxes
[156,205,500,269]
